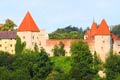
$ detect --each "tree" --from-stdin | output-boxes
[105,53,120,80]
[13,48,53,80]
[34,43,39,53]
[52,42,65,56]
[48,25,84,39]
[93,51,102,73]
[32,47,53,80]
[70,40,95,80]
[112,24,120,37]
[15,36,26,55]
[0,67,12,80]
[0,51,14,70]
[0,19,16,31]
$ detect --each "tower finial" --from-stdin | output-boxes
[93,17,95,22]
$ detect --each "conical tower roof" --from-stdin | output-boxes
[18,11,40,32]
[90,22,97,36]
[96,19,110,35]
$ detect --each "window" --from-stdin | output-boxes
[119,52,120,54]
[0,44,2,47]
[33,36,34,39]
[101,47,103,50]
[103,40,105,43]
[23,36,25,39]
[39,42,41,45]
[10,44,12,47]
[32,42,34,45]
[11,50,13,53]
[5,47,7,50]
[37,37,38,39]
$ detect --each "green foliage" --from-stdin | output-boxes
[70,40,95,80]
[112,24,120,37]
[105,53,120,80]
[49,25,84,39]
[93,74,105,80]
[15,36,26,55]
[50,56,72,74]
[0,67,12,80]
[0,19,16,31]
[0,48,53,80]
[47,56,72,80]
[13,48,53,80]
[93,51,102,73]
[52,42,65,56]
[34,43,39,53]
[55,25,83,33]
[0,51,14,70]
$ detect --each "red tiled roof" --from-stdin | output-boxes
[18,11,40,32]
[91,22,97,36]
[111,33,120,41]
[96,19,110,35]
[0,31,16,39]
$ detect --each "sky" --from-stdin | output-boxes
[0,0,120,33]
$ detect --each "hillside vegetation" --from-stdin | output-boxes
[49,25,84,39]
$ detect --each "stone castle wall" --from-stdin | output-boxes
[0,39,16,54]
[94,35,112,62]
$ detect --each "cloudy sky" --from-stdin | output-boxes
[0,0,120,33]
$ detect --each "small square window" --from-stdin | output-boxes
[5,47,7,49]
[23,36,25,39]
[11,50,13,53]
[10,44,12,47]
[103,40,105,43]
[33,36,34,39]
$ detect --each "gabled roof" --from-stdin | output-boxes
[96,19,110,35]
[90,22,97,36]
[18,11,40,32]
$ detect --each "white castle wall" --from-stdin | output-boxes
[113,41,120,54]
[0,39,16,54]
[17,30,48,51]
[94,35,112,62]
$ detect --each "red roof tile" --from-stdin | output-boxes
[111,33,120,41]
[96,19,110,35]
[18,11,40,32]
[91,22,97,36]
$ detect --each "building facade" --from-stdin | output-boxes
[0,31,16,54]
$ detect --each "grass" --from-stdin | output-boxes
[50,56,72,74]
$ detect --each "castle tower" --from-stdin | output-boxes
[84,22,97,40]
[17,11,48,50]
[90,22,97,38]
[94,19,112,62]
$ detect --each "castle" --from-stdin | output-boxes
[0,12,120,62]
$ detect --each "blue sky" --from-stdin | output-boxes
[0,0,120,33]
